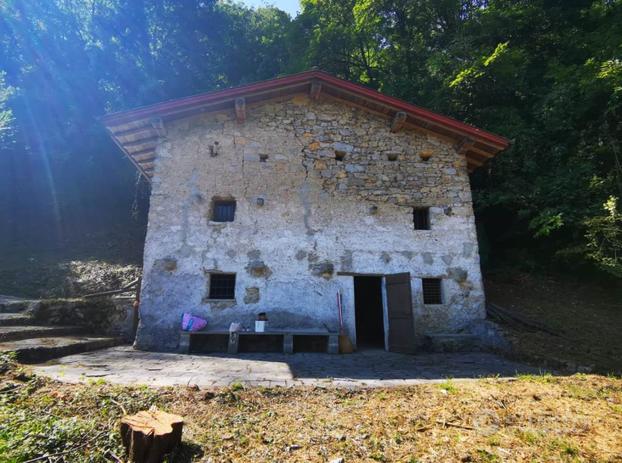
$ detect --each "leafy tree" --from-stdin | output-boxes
[0,72,13,148]
[0,0,620,280]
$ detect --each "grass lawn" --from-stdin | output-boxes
[1,356,621,463]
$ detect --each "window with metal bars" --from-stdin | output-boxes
[422,278,443,304]
[413,207,430,230]
[212,199,236,222]
[208,273,236,299]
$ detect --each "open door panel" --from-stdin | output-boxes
[385,273,416,353]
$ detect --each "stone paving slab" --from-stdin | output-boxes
[32,346,542,388]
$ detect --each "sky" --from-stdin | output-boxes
[241,0,301,17]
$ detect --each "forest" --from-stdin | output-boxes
[0,0,620,283]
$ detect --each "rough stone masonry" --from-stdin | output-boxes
[136,93,485,351]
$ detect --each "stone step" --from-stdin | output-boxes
[0,300,36,313]
[0,325,86,342]
[0,313,37,326]
[0,336,124,364]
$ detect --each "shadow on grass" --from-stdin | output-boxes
[171,441,204,462]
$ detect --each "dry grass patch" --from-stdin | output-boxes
[1,355,621,462]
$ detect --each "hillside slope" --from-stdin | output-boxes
[486,271,622,374]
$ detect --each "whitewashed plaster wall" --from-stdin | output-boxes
[136,94,485,351]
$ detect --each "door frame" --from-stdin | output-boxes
[351,274,388,350]
[337,270,420,352]
[343,272,413,351]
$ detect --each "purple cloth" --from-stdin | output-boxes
[181,313,207,332]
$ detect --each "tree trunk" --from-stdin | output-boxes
[120,410,184,463]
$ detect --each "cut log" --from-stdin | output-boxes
[120,409,184,463]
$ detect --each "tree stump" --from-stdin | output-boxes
[120,410,184,463]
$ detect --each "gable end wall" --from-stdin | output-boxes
[137,94,485,351]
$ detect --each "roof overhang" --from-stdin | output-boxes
[102,70,510,179]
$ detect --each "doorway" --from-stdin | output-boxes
[354,276,385,348]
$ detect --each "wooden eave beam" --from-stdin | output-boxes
[150,117,167,138]
[467,156,486,167]
[124,136,159,150]
[105,127,151,181]
[310,81,322,100]
[235,97,246,123]
[391,111,407,133]
[454,137,476,155]
[113,125,155,140]
[468,145,496,158]
[133,151,156,163]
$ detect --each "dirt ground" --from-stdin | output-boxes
[486,271,622,375]
[1,356,621,463]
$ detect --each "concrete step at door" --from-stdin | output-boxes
[0,313,39,326]
[0,325,87,342]
[0,336,124,364]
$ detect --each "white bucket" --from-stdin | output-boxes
[255,320,266,332]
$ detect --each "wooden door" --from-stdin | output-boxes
[385,273,416,353]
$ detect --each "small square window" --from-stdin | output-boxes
[212,199,236,222]
[208,273,236,299]
[413,207,430,230]
[422,278,443,304]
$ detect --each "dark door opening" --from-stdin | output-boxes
[354,276,385,349]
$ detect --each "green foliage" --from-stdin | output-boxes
[585,196,622,277]
[0,375,167,462]
[0,0,620,279]
[0,72,13,148]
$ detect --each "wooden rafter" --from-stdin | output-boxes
[310,81,322,100]
[454,137,475,155]
[150,117,167,138]
[390,111,407,133]
[235,97,246,123]
[133,151,156,163]
[124,136,159,150]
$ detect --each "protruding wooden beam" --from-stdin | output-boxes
[390,111,407,133]
[468,145,496,158]
[467,157,485,167]
[133,151,156,162]
[310,81,322,101]
[124,137,159,152]
[454,137,475,155]
[235,97,246,123]
[150,117,167,138]
[114,125,155,140]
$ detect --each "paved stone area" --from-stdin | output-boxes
[32,346,541,388]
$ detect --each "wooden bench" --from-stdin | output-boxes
[179,328,339,354]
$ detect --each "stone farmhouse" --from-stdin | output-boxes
[102,70,509,353]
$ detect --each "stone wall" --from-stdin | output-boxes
[137,94,485,351]
[28,296,136,341]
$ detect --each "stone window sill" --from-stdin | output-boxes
[205,299,236,302]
